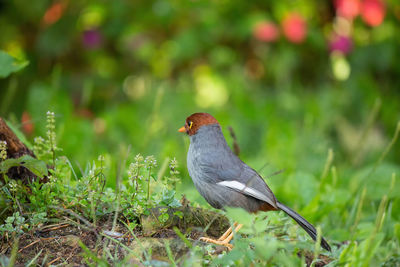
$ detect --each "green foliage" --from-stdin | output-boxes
[0,0,400,265]
[0,50,28,78]
[0,212,27,235]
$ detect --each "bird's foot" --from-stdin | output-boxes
[199,223,242,250]
[199,236,233,250]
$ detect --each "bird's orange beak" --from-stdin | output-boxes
[178,126,186,133]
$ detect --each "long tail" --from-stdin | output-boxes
[276,201,331,251]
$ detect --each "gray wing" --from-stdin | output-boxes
[199,150,278,209]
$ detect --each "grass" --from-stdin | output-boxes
[1,81,400,265]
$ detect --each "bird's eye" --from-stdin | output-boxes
[188,121,193,129]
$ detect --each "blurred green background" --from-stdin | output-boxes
[1,0,400,247]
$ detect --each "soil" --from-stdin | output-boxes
[0,212,227,266]
[0,207,333,266]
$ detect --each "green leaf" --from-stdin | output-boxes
[0,158,21,173]
[0,51,29,78]
[19,155,48,178]
[158,213,169,223]
[225,207,254,225]
[0,155,48,178]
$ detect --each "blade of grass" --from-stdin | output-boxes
[359,194,388,267]
[331,166,337,188]
[112,145,131,231]
[173,227,192,249]
[352,98,381,165]
[7,237,18,267]
[320,148,334,191]
[350,186,367,239]
[78,240,109,266]
[25,249,42,267]
[120,220,150,263]
[156,157,169,182]
[374,195,387,233]
[164,239,177,267]
[65,156,78,180]
[346,188,364,229]
[367,121,400,178]
[310,226,322,267]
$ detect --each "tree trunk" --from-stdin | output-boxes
[0,118,42,184]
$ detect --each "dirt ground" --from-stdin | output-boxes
[1,209,332,266]
[0,216,218,266]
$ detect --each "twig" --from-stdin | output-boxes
[39,223,70,232]
[18,239,40,252]
[62,216,96,233]
[17,237,58,253]
[47,256,61,266]
[39,223,67,230]
[266,168,286,179]
[228,126,240,156]
[50,205,94,230]
[40,237,57,241]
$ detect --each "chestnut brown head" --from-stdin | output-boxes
[178,113,219,136]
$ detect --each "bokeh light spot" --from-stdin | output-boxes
[123,75,147,100]
[82,29,103,49]
[329,34,352,54]
[282,13,307,44]
[253,21,280,42]
[331,52,351,81]
[94,55,116,78]
[78,5,105,30]
[194,65,228,108]
[361,0,386,27]
[93,118,106,135]
[335,0,360,19]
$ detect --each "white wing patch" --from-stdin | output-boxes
[217,180,276,207]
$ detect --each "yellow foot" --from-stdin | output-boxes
[199,236,233,250]
[200,223,243,250]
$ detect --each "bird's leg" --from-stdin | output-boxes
[217,222,238,241]
[221,223,243,243]
[199,223,243,249]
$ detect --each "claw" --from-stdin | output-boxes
[199,223,243,250]
[200,236,233,250]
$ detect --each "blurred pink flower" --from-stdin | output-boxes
[83,29,103,49]
[282,13,307,44]
[361,0,385,26]
[253,21,279,42]
[335,0,361,19]
[329,35,353,54]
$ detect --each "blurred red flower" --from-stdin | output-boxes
[21,111,34,135]
[42,1,67,26]
[253,21,279,42]
[282,13,307,44]
[361,0,385,26]
[335,0,361,19]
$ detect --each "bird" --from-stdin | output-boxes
[178,112,331,251]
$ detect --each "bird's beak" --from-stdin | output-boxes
[178,126,186,133]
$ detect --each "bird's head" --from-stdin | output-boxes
[178,113,219,136]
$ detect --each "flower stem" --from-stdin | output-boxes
[147,167,151,203]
